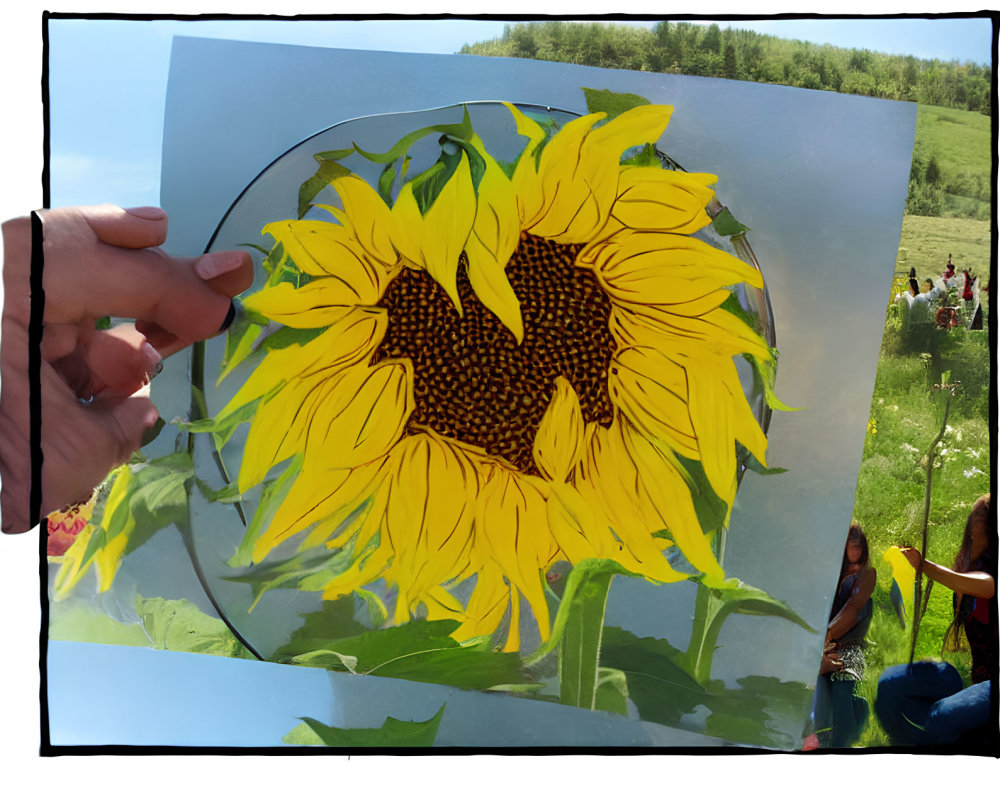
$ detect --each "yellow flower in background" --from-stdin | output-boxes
[223,103,771,651]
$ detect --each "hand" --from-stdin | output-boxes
[0,204,253,532]
[819,640,843,674]
[900,546,923,570]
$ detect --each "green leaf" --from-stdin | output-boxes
[120,452,193,557]
[284,703,445,747]
[598,627,813,746]
[274,617,532,692]
[298,159,353,219]
[685,577,815,684]
[702,676,813,749]
[711,206,750,237]
[720,580,815,629]
[620,142,661,167]
[598,626,708,726]
[594,667,630,716]
[737,446,789,477]
[133,595,256,658]
[219,316,264,382]
[222,450,302,568]
[223,547,357,612]
[582,87,651,119]
[527,558,639,666]
[352,107,475,165]
[95,315,111,330]
[673,454,731,536]
[177,391,267,452]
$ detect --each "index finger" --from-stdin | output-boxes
[40,206,253,342]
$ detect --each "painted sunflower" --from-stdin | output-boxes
[218,102,771,651]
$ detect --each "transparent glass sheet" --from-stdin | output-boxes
[52,35,916,749]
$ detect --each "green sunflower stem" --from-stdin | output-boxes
[558,571,614,709]
[684,527,728,685]
[685,585,728,685]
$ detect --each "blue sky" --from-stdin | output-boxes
[45,15,993,210]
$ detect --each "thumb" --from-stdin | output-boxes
[81,204,168,250]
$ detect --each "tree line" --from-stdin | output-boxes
[460,21,992,115]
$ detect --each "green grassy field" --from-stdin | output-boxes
[911,104,992,219]
[847,212,991,748]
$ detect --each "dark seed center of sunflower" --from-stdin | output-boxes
[373,233,617,475]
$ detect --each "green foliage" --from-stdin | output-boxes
[460,21,990,114]
[907,106,991,220]
[599,626,813,748]
[284,704,445,747]
[273,616,537,692]
[49,594,255,659]
[582,86,651,118]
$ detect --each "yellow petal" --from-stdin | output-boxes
[464,134,524,342]
[304,360,414,471]
[392,154,477,314]
[503,103,548,229]
[572,424,689,584]
[218,307,387,422]
[451,561,511,643]
[585,104,673,159]
[251,459,386,562]
[327,174,398,265]
[262,219,387,287]
[684,353,738,507]
[475,466,553,641]
[531,105,673,243]
[610,301,772,363]
[321,538,394,602]
[382,433,478,607]
[618,419,724,584]
[545,481,607,564]
[611,167,715,234]
[528,113,607,242]
[239,370,328,490]
[532,376,586,483]
[243,277,381,329]
[592,231,764,307]
[607,346,700,460]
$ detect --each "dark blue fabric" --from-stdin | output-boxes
[813,673,869,747]
[875,661,993,746]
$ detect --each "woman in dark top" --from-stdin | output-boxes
[810,522,877,748]
[875,493,997,749]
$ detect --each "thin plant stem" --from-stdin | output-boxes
[909,393,952,665]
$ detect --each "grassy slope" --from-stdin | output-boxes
[850,212,991,747]
[896,215,991,283]
[915,104,992,179]
[913,104,992,219]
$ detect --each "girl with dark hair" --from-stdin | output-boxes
[875,494,997,749]
[808,521,877,748]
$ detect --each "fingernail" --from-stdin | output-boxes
[218,300,236,333]
[141,342,163,383]
[125,206,167,221]
[196,250,245,281]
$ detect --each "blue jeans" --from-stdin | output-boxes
[874,661,993,746]
[813,674,869,748]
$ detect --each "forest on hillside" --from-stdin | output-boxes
[460,21,992,115]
